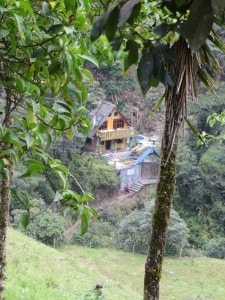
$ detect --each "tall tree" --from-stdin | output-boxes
[90,0,225,299]
[0,1,97,297]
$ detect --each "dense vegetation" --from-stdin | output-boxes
[174,86,225,258]
[1,1,225,299]
[72,187,189,256]
[9,67,225,259]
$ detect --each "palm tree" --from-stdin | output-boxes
[144,29,223,299]
[91,1,225,299]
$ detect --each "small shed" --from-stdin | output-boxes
[118,147,160,191]
[137,147,160,180]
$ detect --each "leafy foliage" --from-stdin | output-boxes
[0,0,98,234]
[72,199,189,256]
[65,153,118,195]
[175,89,225,248]
[12,197,67,246]
[91,0,225,96]
[117,202,189,255]
[203,238,225,259]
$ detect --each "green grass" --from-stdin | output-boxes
[4,228,225,300]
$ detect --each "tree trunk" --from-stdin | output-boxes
[144,38,192,300]
[0,91,13,299]
[0,144,12,299]
[144,132,178,300]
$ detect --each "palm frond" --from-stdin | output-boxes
[208,29,225,53]
[150,93,165,117]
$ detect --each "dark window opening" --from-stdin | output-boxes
[99,121,107,130]
[86,138,92,145]
[106,140,111,150]
[113,119,124,129]
[114,111,118,116]
[116,139,123,144]
[101,141,105,145]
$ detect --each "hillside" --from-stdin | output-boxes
[4,228,225,300]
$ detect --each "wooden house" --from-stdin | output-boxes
[85,101,134,153]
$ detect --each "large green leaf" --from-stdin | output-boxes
[105,5,120,41]
[81,213,89,235]
[118,0,140,28]
[137,50,154,94]
[48,24,63,34]
[90,12,108,41]
[175,0,189,7]
[64,0,77,14]
[11,190,29,208]
[18,211,30,229]
[154,23,170,38]
[183,0,213,51]
[124,40,139,71]
[110,36,125,51]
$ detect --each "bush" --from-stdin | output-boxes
[26,210,67,246]
[12,198,67,246]
[72,219,116,248]
[116,202,190,255]
[203,238,225,259]
[71,199,189,256]
[67,153,118,194]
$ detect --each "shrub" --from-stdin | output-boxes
[72,219,116,248]
[203,238,225,259]
[67,153,118,195]
[116,202,190,255]
[12,198,67,246]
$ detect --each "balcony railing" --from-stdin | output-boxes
[96,128,134,141]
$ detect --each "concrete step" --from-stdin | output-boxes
[129,181,144,192]
[139,178,157,185]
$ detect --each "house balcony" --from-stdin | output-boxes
[96,127,134,141]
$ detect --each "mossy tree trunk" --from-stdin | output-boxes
[0,144,12,299]
[0,95,13,298]
[144,130,178,300]
[0,153,11,298]
[144,38,193,300]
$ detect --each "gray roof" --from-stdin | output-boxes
[88,100,116,138]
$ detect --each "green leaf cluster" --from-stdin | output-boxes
[90,0,225,96]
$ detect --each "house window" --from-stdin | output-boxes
[101,141,105,145]
[114,111,118,116]
[99,121,107,130]
[108,113,112,117]
[116,139,123,144]
[113,119,124,129]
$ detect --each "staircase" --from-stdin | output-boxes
[139,178,157,185]
[129,181,144,193]
[129,178,157,193]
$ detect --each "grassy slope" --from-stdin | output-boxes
[4,228,225,300]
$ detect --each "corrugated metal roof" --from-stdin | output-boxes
[137,147,160,164]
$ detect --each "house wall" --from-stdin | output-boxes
[119,155,159,190]
[85,107,132,153]
[119,164,141,191]
[97,108,129,152]
[106,108,129,130]
[100,138,127,152]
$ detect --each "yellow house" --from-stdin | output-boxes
[85,101,134,153]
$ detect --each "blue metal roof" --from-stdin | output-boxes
[137,147,160,164]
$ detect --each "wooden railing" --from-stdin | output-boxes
[96,128,134,141]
